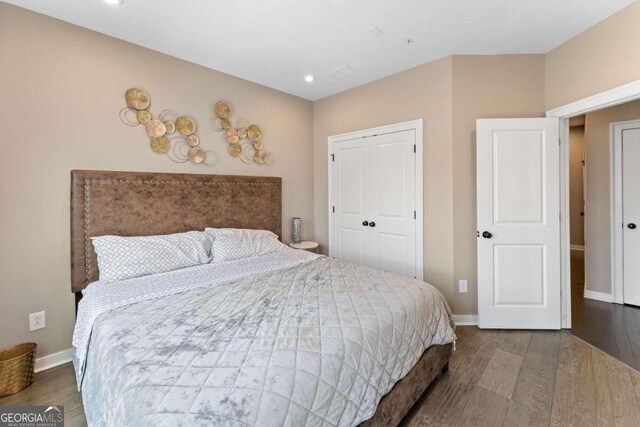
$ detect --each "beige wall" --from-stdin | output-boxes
[0,4,314,358]
[314,0,640,315]
[313,55,545,313]
[569,126,586,247]
[313,0,640,316]
[313,57,456,304]
[451,55,546,314]
[5,0,640,360]
[545,1,640,109]
[545,1,640,294]
[583,100,640,294]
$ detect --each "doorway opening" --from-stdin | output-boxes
[564,101,640,370]
[547,80,640,331]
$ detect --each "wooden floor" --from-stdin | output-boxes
[0,362,86,426]
[2,327,640,426]
[570,252,640,370]
[402,327,640,426]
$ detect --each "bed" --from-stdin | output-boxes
[70,170,455,426]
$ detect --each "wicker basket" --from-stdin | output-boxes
[0,343,37,397]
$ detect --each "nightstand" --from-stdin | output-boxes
[289,241,319,253]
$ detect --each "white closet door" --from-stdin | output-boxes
[331,138,370,265]
[330,130,417,276]
[477,118,561,329]
[367,130,417,277]
[623,127,640,306]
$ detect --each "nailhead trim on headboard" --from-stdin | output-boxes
[83,180,90,285]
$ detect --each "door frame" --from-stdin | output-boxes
[612,119,640,304]
[547,79,640,328]
[327,119,424,279]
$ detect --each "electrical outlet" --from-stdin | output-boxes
[458,280,468,294]
[29,311,46,331]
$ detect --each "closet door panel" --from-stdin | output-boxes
[330,139,369,265]
[368,130,417,277]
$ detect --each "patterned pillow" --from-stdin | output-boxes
[92,231,212,283]
[205,228,284,262]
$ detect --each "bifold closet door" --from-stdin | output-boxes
[367,130,417,277]
[331,137,370,265]
[330,130,416,277]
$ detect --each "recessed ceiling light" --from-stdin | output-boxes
[304,75,315,83]
[104,0,124,5]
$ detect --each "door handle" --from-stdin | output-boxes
[482,231,493,239]
[369,222,376,228]
[362,221,369,226]
[629,223,637,230]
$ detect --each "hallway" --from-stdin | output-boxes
[570,252,640,370]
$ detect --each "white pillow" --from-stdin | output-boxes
[205,228,284,262]
[92,231,212,283]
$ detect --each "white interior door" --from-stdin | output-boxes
[330,129,417,277]
[477,118,561,329]
[331,137,369,265]
[622,127,640,306]
[367,131,416,276]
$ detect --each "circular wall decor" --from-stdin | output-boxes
[145,120,166,137]
[125,88,150,110]
[210,100,275,167]
[136,110,152,124]
[120,88,216,166]
[247,124,262,142]
[215,101,232,119]
[163,120,176,133]
[188,147,206,164]
[175,116,196,136]
[186,135,199,147]
[150,136,170,153]
[228,143,242,157]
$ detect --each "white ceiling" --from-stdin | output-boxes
[6,0,635,100]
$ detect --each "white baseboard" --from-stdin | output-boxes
[453,314,478,326]
[570,244,585,251]
[584,289,613,303]
[34,348,73,373]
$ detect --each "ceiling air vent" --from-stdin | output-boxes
[368,26,383,37]
[329,66,357,79]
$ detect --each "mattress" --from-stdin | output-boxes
[73,247,456,426]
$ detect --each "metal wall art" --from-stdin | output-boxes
[210,100,275,166]
[120,88,217,166]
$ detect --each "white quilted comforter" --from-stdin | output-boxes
[73,247,456,426]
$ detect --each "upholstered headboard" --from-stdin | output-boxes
[70,170,282,293]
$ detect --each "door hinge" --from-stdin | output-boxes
[414,211,416,219]
[332,206,335,213]
[413,144,416,153]
[330,154,335,162]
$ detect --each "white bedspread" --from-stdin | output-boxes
[73,247,456,426]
